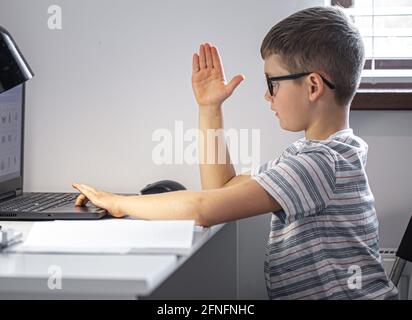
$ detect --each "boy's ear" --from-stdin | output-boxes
[306,73,325,102]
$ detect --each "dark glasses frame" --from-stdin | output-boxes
[266,72,336,96]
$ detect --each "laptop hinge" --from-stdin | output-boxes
[0,191,17,201]
[15,188,23,196]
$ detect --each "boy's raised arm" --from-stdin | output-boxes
[192,43,244,189]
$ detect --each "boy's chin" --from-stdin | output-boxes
[278,121,303,132]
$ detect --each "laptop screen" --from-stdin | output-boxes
[0,85,22,184]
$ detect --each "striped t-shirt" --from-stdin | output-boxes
[251,128,398,300]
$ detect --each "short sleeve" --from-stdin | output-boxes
[251,150,336,224]
[250,157,281,177]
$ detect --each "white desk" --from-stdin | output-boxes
[0,220,227,299]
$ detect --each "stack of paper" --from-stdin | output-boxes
[10,219,195,255]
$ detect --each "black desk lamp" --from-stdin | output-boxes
[0,25,34,93]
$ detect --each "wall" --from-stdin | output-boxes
[0,0,410,299]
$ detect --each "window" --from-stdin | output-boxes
[331,0,412,109]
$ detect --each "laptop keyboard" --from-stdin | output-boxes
[0,193,79,212]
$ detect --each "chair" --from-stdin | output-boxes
[389,215,412,287]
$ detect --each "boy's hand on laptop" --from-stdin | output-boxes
[72,183,125,218]
[192,43,244,108]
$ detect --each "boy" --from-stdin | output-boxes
[72,6,398,299]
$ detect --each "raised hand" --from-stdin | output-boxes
[192,43,244,108]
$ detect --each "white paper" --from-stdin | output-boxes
[11,219,195,255]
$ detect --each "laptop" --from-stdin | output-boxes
[0,84,107,220]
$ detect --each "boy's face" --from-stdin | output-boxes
[264,54,311,132]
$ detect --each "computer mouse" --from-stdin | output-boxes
[140,180,187,195]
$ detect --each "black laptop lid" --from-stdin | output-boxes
[0,84,24,197]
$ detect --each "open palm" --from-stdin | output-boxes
[192,43,244,107]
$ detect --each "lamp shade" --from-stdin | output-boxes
[0,25,34,93]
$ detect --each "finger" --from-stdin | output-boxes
[211,45,223,72]
[75,194,89,206]
[204,43,213,68]
[226,74,245,95]
[199,44,206,69]
[72,183,95,201]
[192,53,200,73]
[72,183,90,206]
[77,183,98,195]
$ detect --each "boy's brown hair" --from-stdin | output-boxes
[261,6,365,106]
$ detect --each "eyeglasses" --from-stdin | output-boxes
[265,72,336,97]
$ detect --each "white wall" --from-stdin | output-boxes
[351,111,412,248]
[0,0,307,191]
[1,0,411,299]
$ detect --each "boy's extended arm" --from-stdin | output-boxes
[192,43,244,189]
[223,171,251,188]
[73,179,281,227]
